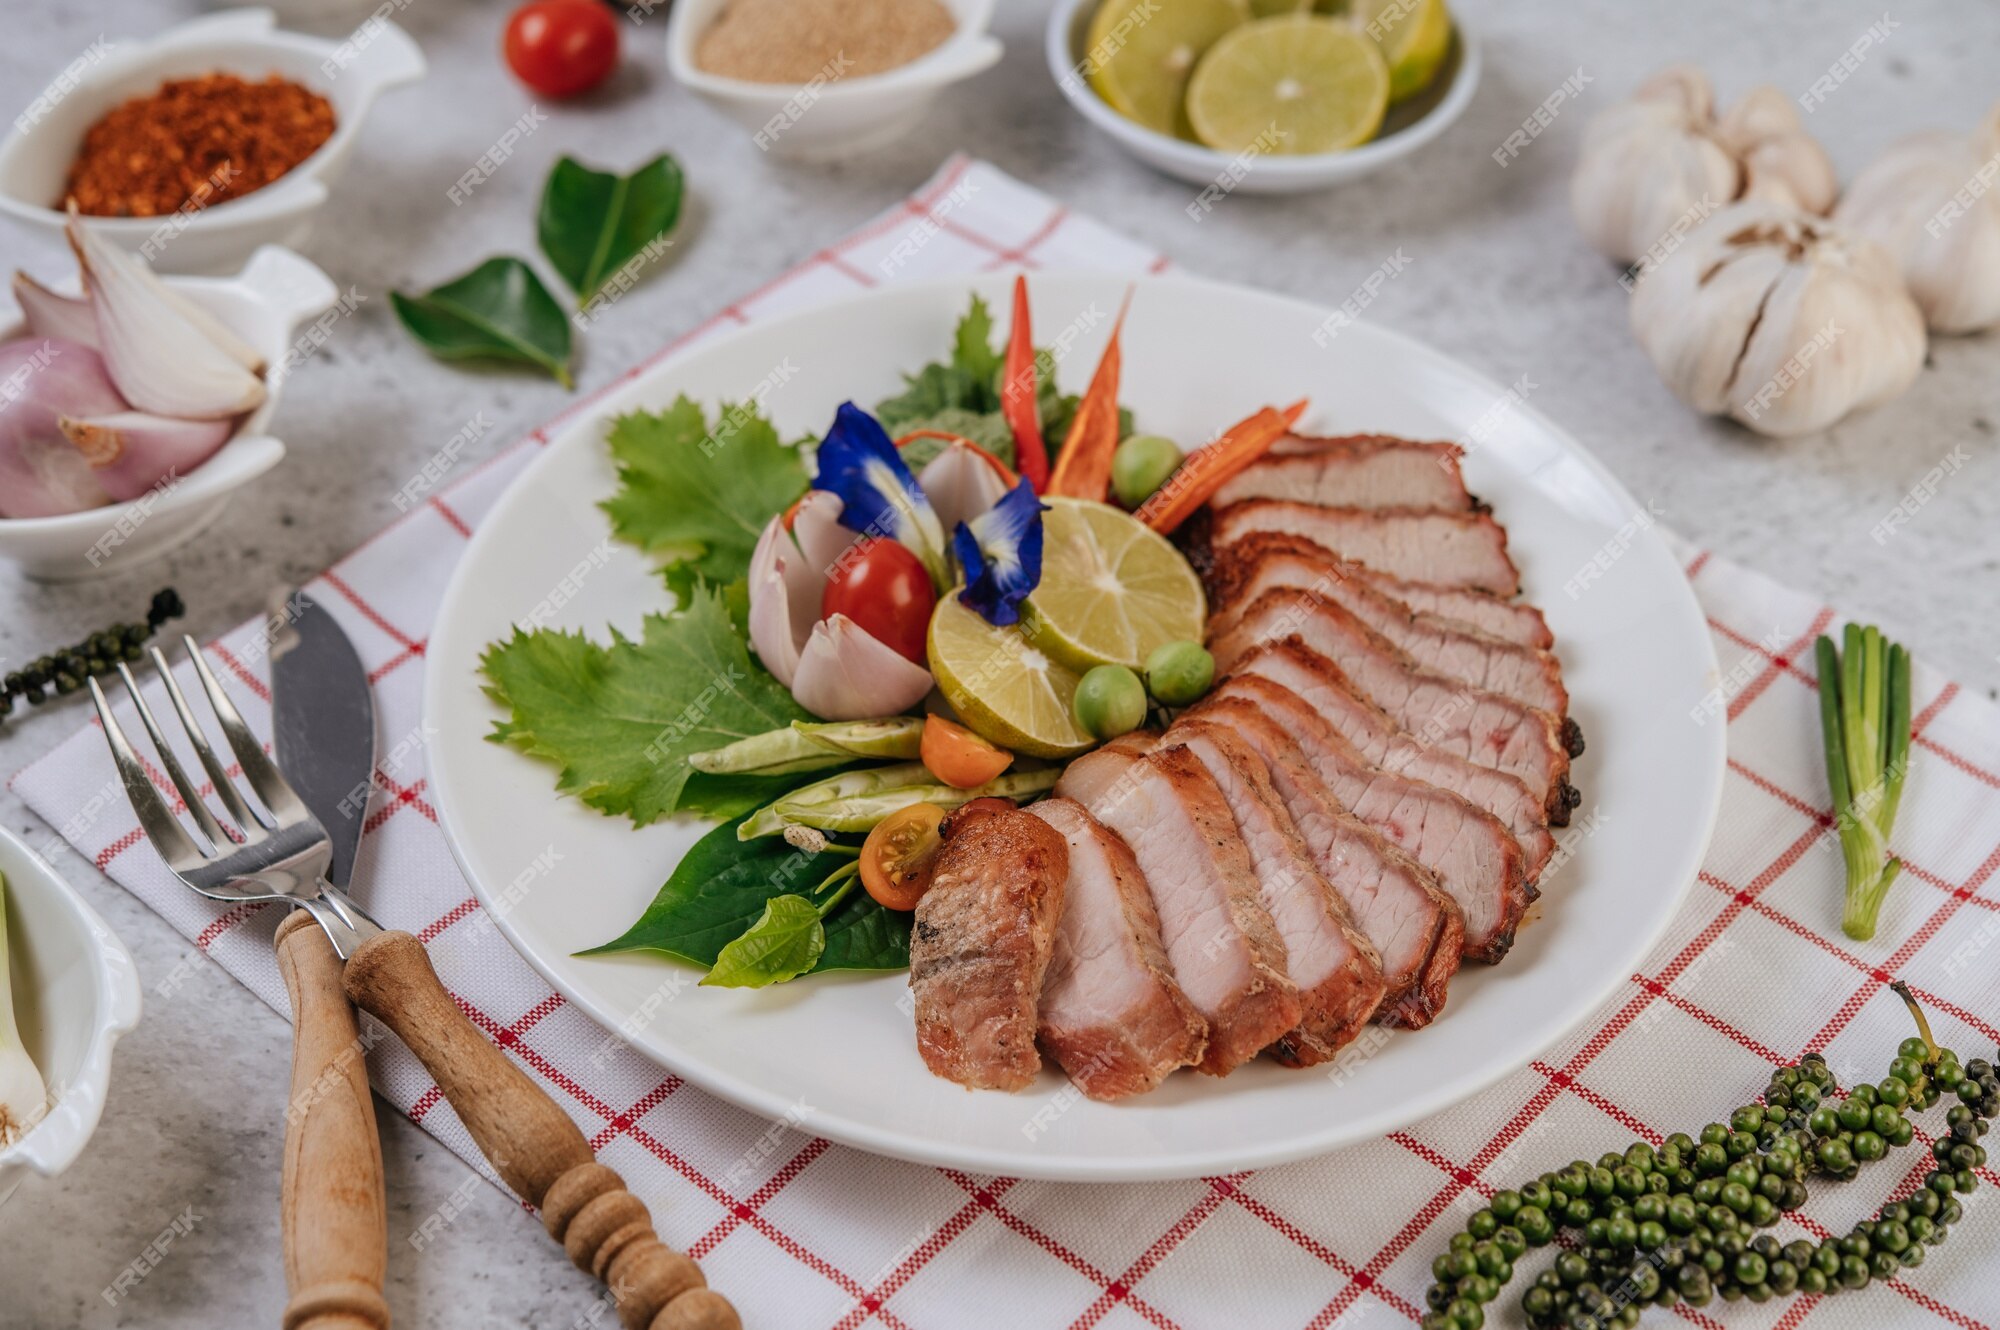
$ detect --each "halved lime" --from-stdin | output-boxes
[1086,0,1243,140]
[1347,0,1452,103]
[927,593,1094,760]
[1185,16,1389,155]
[1021,497,1206,673]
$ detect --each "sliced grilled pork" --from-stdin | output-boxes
[1165,707,1458,1025]
[1203,545,1566,716]
[1166,722,1387,1061]
[1206,533,1553,649]
[1211,436,1474,512]
[1194,680,1532,959]
[1027,798,1208,1098]
[1225,641,1558,872]
[910,807,1069,1092]
[1209,501,1520,596]
[1055,745,1301,1074]
[1211,590,1573,819]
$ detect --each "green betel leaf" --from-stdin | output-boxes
[580,816,911,977]
[479,584,812,823]
[701,895,826,988]
[601,396,810,591]
[391,257,574,387]
[539,154,685,305]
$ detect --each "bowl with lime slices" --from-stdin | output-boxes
[1048,0,1480,193]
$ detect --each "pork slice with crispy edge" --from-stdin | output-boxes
[1193,678,1533,960]
[1205,545,1568,716]
[1165,721,1387,1061]
[1206,533,1554,649]
[1211,436,1476,512]
[1028,797,1208,1098]
[1166,705,1459,1026]
[1211,590,1574,820]
[1055,744,1301,1074]
[1225,640,1559,873]
[910,807,1069,1092]
[1209,502,1521,596]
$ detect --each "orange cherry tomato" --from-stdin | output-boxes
[920,715,1014,789]
[860,802,945,912]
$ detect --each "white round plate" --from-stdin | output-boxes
[425,273,1725,1182]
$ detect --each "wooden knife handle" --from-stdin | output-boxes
[342,930,739,1330]
[275,911,391,1330]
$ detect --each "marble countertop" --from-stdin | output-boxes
[3,0,1996,1324]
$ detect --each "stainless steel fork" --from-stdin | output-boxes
[88,639,382,958]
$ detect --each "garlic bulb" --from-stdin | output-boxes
[1629,200,1925,437]
[1573,67,1837,266]
[1834,102,2000,333]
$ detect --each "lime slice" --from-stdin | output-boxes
[1185,16,1389,155]
[1021,497,1207,673]
[927,593,1094,760]
[1347,0,1451,103]
[1245,0,1313,14]
[1086,0,1243,140]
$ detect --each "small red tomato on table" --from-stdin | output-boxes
[504,0,620,98]
[821,537,936,666]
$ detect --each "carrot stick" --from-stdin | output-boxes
[1044,290,1131,501]
[893,430,1019,485]
[1001,276,1049,492]
[1133,400,1304,534]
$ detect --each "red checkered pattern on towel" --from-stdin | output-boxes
[13,156,1999,1330]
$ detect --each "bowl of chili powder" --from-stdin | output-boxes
[0,8,425,273]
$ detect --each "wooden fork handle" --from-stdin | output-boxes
[341,930,740,1330]
[276,911,391,1330]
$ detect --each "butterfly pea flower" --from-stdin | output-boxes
[951,478,1046,627]
[811,402,948,589]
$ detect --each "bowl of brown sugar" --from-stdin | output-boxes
[666,0,1003,160]
[0,8,424,273]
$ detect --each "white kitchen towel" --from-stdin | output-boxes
[14,156,1998,1330]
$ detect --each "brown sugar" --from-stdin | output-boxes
[62,72,336,218]
[695,0,958,84]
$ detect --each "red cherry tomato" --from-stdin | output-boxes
[504,0,619,99]
[822,538,936,665]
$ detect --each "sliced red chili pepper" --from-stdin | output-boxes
[1001,275,1050,493]
[1044,290,1131,501]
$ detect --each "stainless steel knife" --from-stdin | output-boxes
[270,588,376,888]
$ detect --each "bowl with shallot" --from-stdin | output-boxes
[665,0,1004,160]
[0,221,339,582]
[0,7,425,275]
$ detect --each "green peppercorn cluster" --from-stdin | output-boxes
[1422,987,1996,1330]
[0,589,184,719]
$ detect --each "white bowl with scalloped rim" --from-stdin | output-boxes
[0,7,425,274]
[0,242,340,581]
[0,824,142,1209]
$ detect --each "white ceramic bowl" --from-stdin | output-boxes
[0,825,142,1209]
[1046,0,1481,194]
[0,243,339,581]
[0,7,425,274]
[666,0,1004,161]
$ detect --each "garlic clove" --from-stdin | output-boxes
[12,271,99,350]
[1834,102,2000,334]
[916,441,1014,536]
[66,213,267,419]
[790,614,934,722]
[57,410,234,502]
[1718,87,1838,214]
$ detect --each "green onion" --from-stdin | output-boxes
[1816,625,1912,941]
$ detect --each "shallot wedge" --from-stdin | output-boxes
[12,271,99,350]
[66,214,266,419]
[58,411,233,502]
